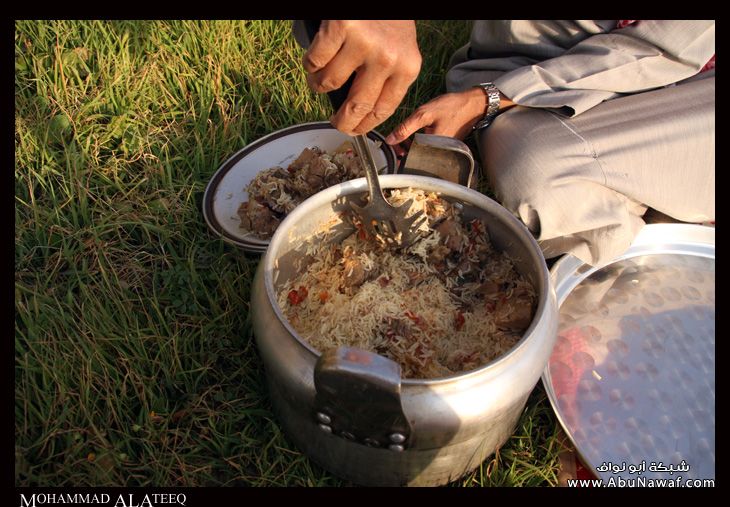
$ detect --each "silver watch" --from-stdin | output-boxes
[472,82,501,130]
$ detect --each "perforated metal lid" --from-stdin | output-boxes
[543,224,715,482]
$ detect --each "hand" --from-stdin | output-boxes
[384,88,486,144]
[385,88,515,144]
[304,20,422,135]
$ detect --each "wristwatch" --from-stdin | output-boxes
[472,82,501,130]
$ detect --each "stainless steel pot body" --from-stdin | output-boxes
[250,175,558,486]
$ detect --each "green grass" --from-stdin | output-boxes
[15,20,563,486]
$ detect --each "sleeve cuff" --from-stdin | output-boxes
[494,66,618,117]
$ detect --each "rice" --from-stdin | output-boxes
[238,143,366,239]
[278,188,537,379]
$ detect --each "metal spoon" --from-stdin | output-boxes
[350,134,426,249]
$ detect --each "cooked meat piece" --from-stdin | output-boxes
[338,153,364,177]
[428,244,451,264]
[288,147,321,172]
[246,167,294,214]
[476,247,491,263]
[323,158,352,186]
[252,204,281,238]
[238,199,281,238]
[477,280,501,296]
[237,202,253,230]
[456,258,475,276]
[405,269,427,285]
[291,155,340,196]
[387,317,413,339]
[436,218,465,251]
[512,285,533,300]
[331,245,343,262]
[274,166,290,179]
[343,257,367,288]
[324,169,345,187]
[240,146,369,239]
[305,156,329,189]
[445,350,480,372]
[494,297,534,331]
[435,218,456,237]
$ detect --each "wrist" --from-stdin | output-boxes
[463,87,491,120]
[471,82,515,131]
[498,91,514,112]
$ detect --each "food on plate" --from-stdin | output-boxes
[278,188,537,379]
[238,143,366,239]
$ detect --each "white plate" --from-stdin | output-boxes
[203,121,397,251]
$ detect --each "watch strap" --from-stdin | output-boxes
[472,82,500,130]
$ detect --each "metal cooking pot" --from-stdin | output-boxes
[250,175,558,486]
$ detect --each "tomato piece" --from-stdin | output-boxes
[455,311,465,331]
[287,286,308,306]
[405,310,421,326]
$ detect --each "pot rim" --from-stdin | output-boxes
[263,174,553,386]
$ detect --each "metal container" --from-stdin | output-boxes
[250,174,558,486]
[402,133,477,188]
[543,224,715,482]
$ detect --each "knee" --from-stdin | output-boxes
[478,108,558,208]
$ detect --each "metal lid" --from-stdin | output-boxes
[202,121,397,253]
[542,224,715,482]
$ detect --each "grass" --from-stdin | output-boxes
[15,20,564,487]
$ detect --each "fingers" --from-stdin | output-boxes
[329,66,390,134]
[347,72,415,135]
[305,21,365,93]
[384,90,488,144]
[302,21,346,74]
[392,137,412,158]
[330,54,420,134]
[306,32,382,97]
[301,20,421,134]
[385,107,434,145]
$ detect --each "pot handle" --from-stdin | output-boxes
[313,347,412,451]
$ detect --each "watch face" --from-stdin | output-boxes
[473,115,495,131]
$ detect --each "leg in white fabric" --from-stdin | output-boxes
[477,75,714,266]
